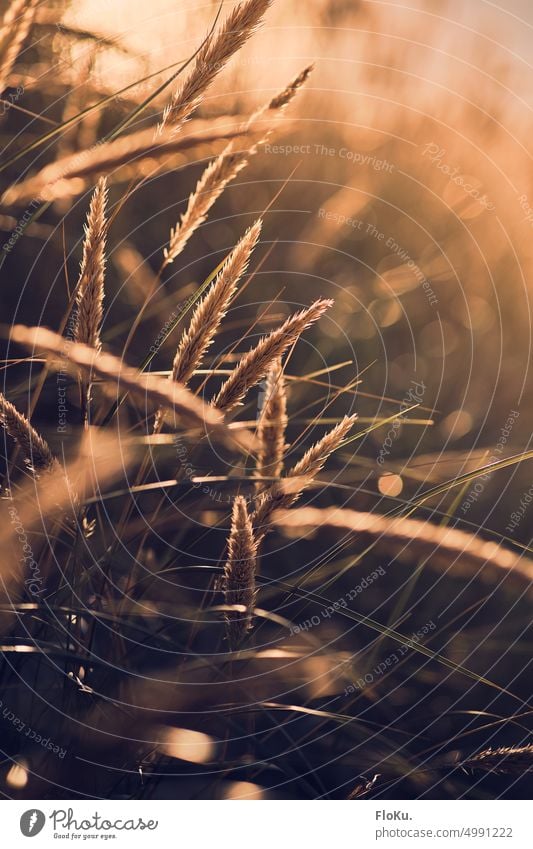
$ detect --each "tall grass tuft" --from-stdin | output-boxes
[253,414,357,540]
[158,0,273,134]
[162,66,312,268]
[255,357,287,486]
[0,0,38,92]
[213,299,333,412]
[223,495,258,646]
[1,0,531,804]
[0,393,58,474]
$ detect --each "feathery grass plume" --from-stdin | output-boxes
[162,66,312,268]
[214,298,333,412]
[163,145,248,268]
[458,745,533,774]
[153,220,261,433]
[266,65,313,111]
[0,393,58,474]
[74,177,108,351]
[253,414,357,539]
[158,0,273,134]
[0,0,38,93]
[2,120,251,206]
[170,220,261,387]
[255,357,287,486]
[223,495,258,646]
[271,506,533,595]
[10,324,256,452]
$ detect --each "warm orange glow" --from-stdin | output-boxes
[159,727,216,764]
[224,781,264,800]
[6,761,28,790]
[378,473,404,498]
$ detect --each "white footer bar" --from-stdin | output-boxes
[3,800,530,847]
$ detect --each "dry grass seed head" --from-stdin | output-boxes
[159,0,273,133]
[266,65,313,111]
[458,745,533,774]
[162,65,312,267]
[163,147,249,267]
[213,298,333,412]
[170,219,262,386]
[0,393,58,474]
[253,413,357,538]
[74,176,108,351]
[255,356,287,484]
[223,495,258,645]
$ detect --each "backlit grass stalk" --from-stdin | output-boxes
[0,393,58,474]
[271,506,533,593]
[0,0,38,93]
[158,0,273,134]
[74,177,108,423]
[458,745,533,774]
[2,121,250,205]
[168,220,261,387]
[255,357,287,487]
[154,220,262,433]
[213,298,333,412]
[10,324,255,451]
[223,495,258,646]
[253,414,357,539]
[162,66,312,268]
[74,177,108,351]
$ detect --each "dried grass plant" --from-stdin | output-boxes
[223,495,258,645]
[0,0,37,92]
[158,0,273,133]
[458,745,533,774]
[162,66,312,268]
[213,299,333,412]
[0,393,58,474]
[255,357,287,485]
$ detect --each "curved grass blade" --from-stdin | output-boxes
[399,449,533,517]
